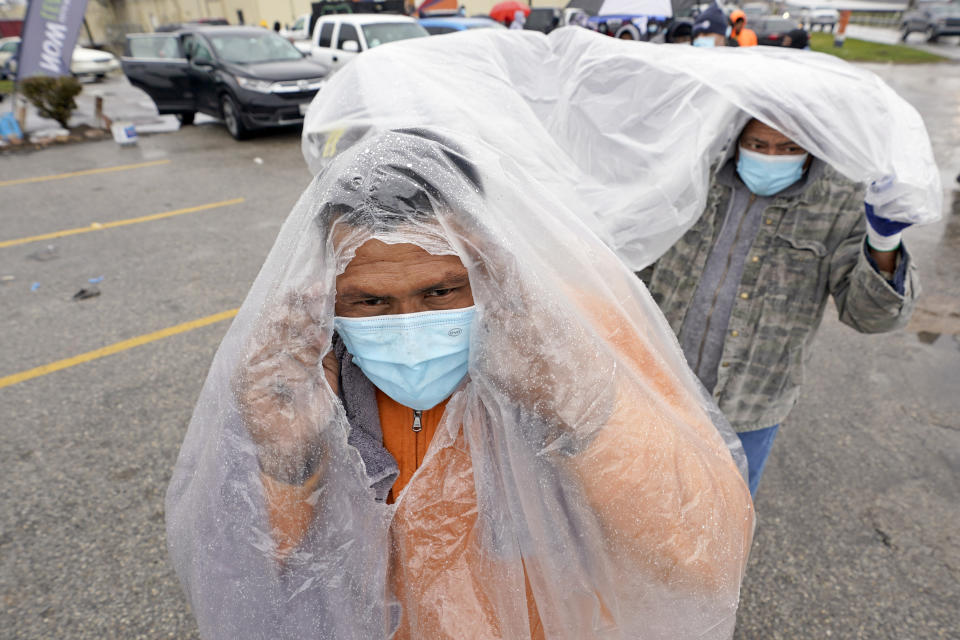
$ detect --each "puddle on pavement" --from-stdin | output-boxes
[909,333,960,403]
[910,190,960,338]
[907,295,960,337]
[915,331,960,352]
[910,186,960,346]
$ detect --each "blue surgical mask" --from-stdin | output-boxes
[693,35,716,47]
[736,147,809,196]
[334,306,476,410]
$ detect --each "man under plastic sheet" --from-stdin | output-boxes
[165,129,755,639]
[691,3,737,47]
[642,118,919,496]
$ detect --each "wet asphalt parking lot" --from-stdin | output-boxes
[1,61,959,639]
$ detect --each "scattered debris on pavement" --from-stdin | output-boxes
[30,128,70,144]
[27,245,59,262]
[110,121,138,146]
[0,112,24,146]
[72,286,101,300]
[1,123,108,153]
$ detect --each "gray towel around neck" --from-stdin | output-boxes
[334,334,399,502]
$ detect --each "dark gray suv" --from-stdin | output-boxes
[122,27,329,140]
[901,3,960,42]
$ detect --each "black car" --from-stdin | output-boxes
[121,27,329,140]
[524,7,562,33]
[901,3,960,42]
[752,16,805,46]
[156,18,231,32]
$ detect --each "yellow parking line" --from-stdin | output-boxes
[0,197,245,249]
[0,159,172,188]
[0,309,239,390]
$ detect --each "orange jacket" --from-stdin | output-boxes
[260,392,448,555]
[376,390,447,503]
[262,301,753,637]
[735,27,758,46]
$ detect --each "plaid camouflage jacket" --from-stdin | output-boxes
[645,163,919,431]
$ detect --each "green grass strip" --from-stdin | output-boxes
[810,32,948,63]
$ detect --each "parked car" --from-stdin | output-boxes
[741,2,771,20]
[310,14,428,73]
[561,7,590,26]
[282,13,311,41]
[901,3,960,42]
[418,16,506,34]
[525,7,562,33]
[156,18,230,32]
[0,36,18,78]
[0,36,120,80]
[71,46,123,78]
[280,13,313,53]
[752,16,805,45]
[122,27,329,140]
[800,6,839,31]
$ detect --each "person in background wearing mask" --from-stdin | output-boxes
[728,9,758,46]
[691,3,738,47]
[641,118,919,496]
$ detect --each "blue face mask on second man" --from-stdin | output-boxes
[736,146,809,197]
[334,306,476,411]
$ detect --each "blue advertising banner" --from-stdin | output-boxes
[16,0,90,80]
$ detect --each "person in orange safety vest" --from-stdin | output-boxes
[729,9,758,46]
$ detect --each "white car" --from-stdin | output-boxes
[0,36,121,80]
[0,36,19,76]
[801,6,839,31]
[310,14,428,73]
[70,45,122,78]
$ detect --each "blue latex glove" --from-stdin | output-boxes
[864,178,912,252]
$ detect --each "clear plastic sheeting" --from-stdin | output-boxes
[302,27,941,271]
[168,125,756,636]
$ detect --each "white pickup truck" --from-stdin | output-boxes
[309,14,429,72]
[280,13,313,53]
